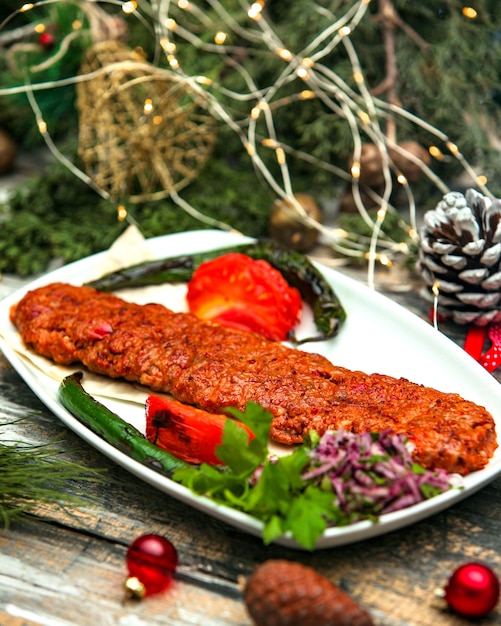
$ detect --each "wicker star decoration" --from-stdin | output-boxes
[76,41,216,204]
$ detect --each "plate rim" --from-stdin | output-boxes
[1,228,500,550]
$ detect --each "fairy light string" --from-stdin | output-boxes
[0,0,494,286]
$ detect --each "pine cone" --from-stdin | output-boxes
[243,559,374,626]
[417,189,501,325]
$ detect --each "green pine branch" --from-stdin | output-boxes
[0,417,104,529]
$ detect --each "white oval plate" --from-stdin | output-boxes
[1,229,500,550]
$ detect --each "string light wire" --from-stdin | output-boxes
[0,0,494,286]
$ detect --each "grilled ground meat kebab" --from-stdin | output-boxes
[10,283,497,475]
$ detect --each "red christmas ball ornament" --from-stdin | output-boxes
[444,562,500,618]
[124,534,178,599]
[38,32,56,51]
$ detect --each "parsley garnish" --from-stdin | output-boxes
[173,403,456,550]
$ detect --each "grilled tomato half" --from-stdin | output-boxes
[186,252,302,341]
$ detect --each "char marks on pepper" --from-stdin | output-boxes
[10,283,497,475]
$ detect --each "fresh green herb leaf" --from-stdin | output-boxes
[217,403,271,473]
[262,514,284,546]
[173,405,456,550]
[411,462,426,475]
[420,484,445,499]
[279,486,335,550]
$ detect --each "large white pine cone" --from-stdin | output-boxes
[417,189,501,325]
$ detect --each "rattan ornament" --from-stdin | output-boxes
[417,189,501,325]
[76,41,216,203]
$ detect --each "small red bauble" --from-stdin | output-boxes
[38,32,56,51]
[444,562,500,618]
[124,534,178,598]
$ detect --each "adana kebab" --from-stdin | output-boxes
[10,283,496,476]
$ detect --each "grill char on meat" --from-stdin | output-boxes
[10,282,497,475]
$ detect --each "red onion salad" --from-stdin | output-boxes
[301,430,460,523]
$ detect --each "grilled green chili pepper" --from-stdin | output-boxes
[58,372,188,475]
[85,240,346,344]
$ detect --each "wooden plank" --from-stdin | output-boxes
[0,521,248,626]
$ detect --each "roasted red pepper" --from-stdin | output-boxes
[186,253,302,341]
[145,395,253,465]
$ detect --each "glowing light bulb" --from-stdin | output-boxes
[261,138,277,148]
[168,55,179,69]
[276,48,293,61]
[122,1,137,14]
[117,205,128,221]
[214,31,227,45]
[248,3,263,20]
[143,99,154,114]
[164,18,178,31]
[429,145,444,159]
[160,39,176,54]
[275,147,286,165]
[350,161,361,178]
[20,3,34,12]
[358,111,370,124]
[196,76,213,86]
[462,7,478,19]
[339,26,351,37]
[300,90,315,100]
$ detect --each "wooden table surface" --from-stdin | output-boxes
[0,265,500,626]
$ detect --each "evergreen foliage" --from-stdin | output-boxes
[0,1,499,275]
[2,1,499,177]
[0,145,273,276]
[0,416,103,528]
[0,3,91,145]
[164,0,501,189]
